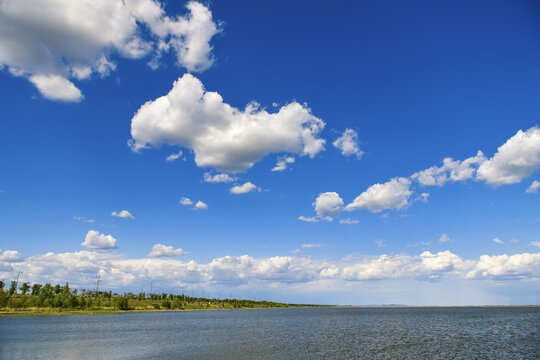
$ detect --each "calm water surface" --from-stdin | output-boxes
[1,307,539,359]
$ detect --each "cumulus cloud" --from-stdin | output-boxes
[298,216,319,223]
[0,0,220,101]
[272,156,295,172]
[301,244,325,249]
[331,126,540,219]
[477,127,540,186]
[0,249,23,262]
[345,177,412,213]
[313,192,344,219]
[73,216,94,223]
[179,197,193,206]
[179,197,207,209]
[111,210,134,219]
[332,129,363,159]
[230,182,258,194]
[339,218,359,224]
[465,252,540,280]
[194,200,208,209]
[29,74,83,102]
[526,180,540,194]
[1,249,539,290]
[204,172,235,183]
[412,151,486,186]
[130,74,326,173]
[166,150,183,162]
[147,244,187,257]
[341,251,470,281]
[531,241,540,248]
[81,230,117,250]
[493,237,504,245]
[439,234,453,243]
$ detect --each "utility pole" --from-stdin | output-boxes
[95,274,101,298]
[15,269,22,294]
[150,281,153,294]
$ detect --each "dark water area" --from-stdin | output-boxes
[1,307,539,359]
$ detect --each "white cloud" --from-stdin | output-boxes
[130,74,326,173]
[194,200,208,210]
[111,210,134,219]
[466,252,540,280]
[0,249,23,262]
[418,193,430,202]
[166,150,183,162]
[477,127,540,186]
[375,240,386,248]
[301,244,325,249]
[439,234,453,243]
[1,249,539,292]
[271,156,295,172]
[298,216,319,223]
[204,172,235,183]
[412,151,486,186]
[341,251,470,281]
[180,197,193,206]
[73,216,94,223]
[493,237,504,245]
[81,230,117,250]
[29,74,83,102]
[531,241,540,248]
[526,180,540,194]
[313,192,344,218]
[147,244,187,257]
[290,249,301,255]
[0,0,220,101]
[332,129,363,159]
[230,182,258,194]
[339,218,359,224]
[345,177,412,213]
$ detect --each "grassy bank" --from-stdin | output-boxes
[0,281,327,317]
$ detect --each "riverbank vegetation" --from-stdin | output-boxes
[0,280,323,315]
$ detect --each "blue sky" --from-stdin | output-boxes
[0,0,539,305]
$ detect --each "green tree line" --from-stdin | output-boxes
[0,280,321,312]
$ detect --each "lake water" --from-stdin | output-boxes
[1,307,539,359]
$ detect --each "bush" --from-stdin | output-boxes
[172,298,183,309]
[161,299,171,309]
[0,291,8,308]
[114,297,130,310]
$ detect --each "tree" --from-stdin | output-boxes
[9,281,17,295]
[114,296,130,310]
[20,282,30,295]
[41,283,53,297]
[0,289,7,307]
[31,283,42,296]
[161,299,171,309]
[54,284,61,295]
[62,282,70,296]
[0,280,5,290]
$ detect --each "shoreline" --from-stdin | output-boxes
[0,306,334,317]
[1,305,538,317]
